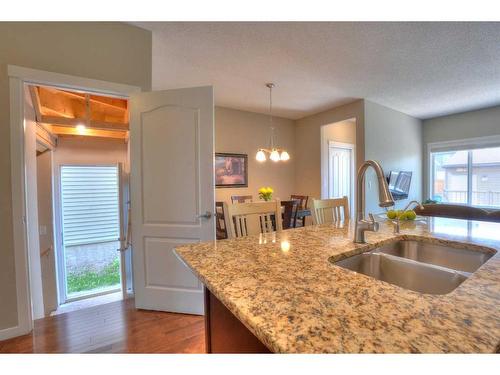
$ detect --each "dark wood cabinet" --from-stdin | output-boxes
[204,287,271,353]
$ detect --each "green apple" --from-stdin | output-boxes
[406,210,417,220]
[387,210,397,219]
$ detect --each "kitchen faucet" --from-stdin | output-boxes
[354,160,395,243]
[391,200,424,234]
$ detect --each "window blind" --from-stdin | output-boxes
[60,165,120,246]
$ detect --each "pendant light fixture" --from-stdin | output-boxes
[256,83,290,162]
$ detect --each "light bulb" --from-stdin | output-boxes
[280,150,290,161]
[76,124,86,134]
[270,149,280,162]
[256,150,266,162]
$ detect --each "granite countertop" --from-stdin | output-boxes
[175,217,500,353]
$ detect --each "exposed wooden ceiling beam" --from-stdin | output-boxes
[41,107,75,118]
[32,85,129,142]
[40,115,129,131]
[42,86,127,111]
[36,123,57,150]
[48,125,127,141]
[85,93,91,127]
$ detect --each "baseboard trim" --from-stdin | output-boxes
[0,325,29,341]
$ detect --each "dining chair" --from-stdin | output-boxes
[290,194,309,210]
[224,200,282,238]
[231,195,253,204]
[311,196,350,225]
[215,201,228,240]
[281,199,299,229]
[291,194,309,227]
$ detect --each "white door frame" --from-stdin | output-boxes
[328,141,356,215]
[6,65,140,340]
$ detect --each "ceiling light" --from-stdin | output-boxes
[270,149,280,162]
[255,83,290,163]
[256,149,267,162]
[76,124,86,134]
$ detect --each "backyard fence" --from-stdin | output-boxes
[442,190,500,207]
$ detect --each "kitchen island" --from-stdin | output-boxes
[175,217,500,353]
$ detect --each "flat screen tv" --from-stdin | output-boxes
[388,171,412,200]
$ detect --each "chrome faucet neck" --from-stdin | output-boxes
[354,160,394,243]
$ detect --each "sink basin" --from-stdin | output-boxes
[376,240,494,273]
[335,252,467,295]
[332,238,496,295]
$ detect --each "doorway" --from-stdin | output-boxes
[321,118,357,215]
[9,66,214,342]
[25,82,132,317]
[328,142,355,213]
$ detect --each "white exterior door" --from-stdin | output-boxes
[130,86,214,314]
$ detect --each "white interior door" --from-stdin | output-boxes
[329,142,355,213]
[130,86,214,314]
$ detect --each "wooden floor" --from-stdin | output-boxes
[0,298,205,353]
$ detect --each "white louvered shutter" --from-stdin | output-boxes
[60,165,120,246]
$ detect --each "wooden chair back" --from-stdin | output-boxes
[290,194,309,210]
[231,195,253,204]
[215,201,228,240]
[225,200,282,238]
[281,199,299,229]
[312,196,350,225]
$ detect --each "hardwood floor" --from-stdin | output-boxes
[0,298,205,353]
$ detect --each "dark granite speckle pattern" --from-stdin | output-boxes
[175,217,500,353]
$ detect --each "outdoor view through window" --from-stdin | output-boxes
[431,146,500,208]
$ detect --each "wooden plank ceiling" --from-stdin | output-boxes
[30,85,129,141]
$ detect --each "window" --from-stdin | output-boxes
[430,146,500,208]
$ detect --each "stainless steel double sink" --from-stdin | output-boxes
[331,239,496,295]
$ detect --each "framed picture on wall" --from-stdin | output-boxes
[215,153,248,188]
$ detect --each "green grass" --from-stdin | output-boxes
[67,258,120,294]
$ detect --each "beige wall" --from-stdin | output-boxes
[215,107,296,203]
[53,137,128,167]
[294,100,365,203]
[364,101,422,214]
[0,22,151,330]
[422,105,500,198]
[322,119,356,145]
[423,105,500,145]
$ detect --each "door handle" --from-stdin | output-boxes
[197,211,212,220]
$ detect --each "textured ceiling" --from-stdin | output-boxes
[134,22,500,120]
